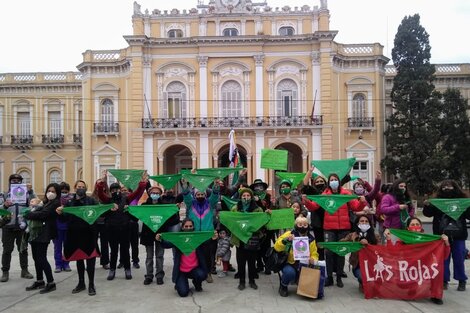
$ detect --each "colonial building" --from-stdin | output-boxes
[0,0,468,194]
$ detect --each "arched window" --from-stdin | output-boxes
[223,28,239,37]
[279,26,295,36]
[221,80,242,117]
[352,93,366,119]
[276,79,298,117]
[49,170,61,184]
[163,82,187,118]
[100,98,114,132]
[17,170,31,185]
[168,29,183,38]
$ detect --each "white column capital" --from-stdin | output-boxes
[198,56,208,67]
[254,54,265,66]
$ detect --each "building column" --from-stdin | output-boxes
[158,155,164,175]
[144,134,154,175]
[312,129,322,160]
[246,154,252,184]
[311,51,321,114]
[254,55,264,117]
[255,130,265,181]
[198,56,208,118]
[199,130,209,168]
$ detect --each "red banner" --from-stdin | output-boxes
[359,241,446,300]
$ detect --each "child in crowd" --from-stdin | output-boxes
[216,230,231,278]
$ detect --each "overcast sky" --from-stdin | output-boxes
[1,0,468,73]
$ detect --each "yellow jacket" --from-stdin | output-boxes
[274,230,319,264]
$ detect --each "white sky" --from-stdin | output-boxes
[1,0,468,73]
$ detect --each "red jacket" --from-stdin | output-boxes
[303,188,364,230]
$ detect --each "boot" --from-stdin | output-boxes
[279,284,288,297]
[39,282,56,294]
[107,269,116,281]
[206,273,213,283]
[21,269,33,279]
[0,271,8,282]
[72,282,86,294]
[125,269,132,280]
[26,280,45,291]
[457,280,466,291]
[88,284,96,296]
[324,276,334,287]
[336,277,344,288]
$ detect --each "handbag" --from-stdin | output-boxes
[297,266,321,298]
[264,247,288,273]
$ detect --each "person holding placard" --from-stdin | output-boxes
[274,216,319,297]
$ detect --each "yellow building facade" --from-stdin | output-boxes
[0,0,468,194]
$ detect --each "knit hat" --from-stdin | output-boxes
[238,187,253,197]
[279,179,292,190]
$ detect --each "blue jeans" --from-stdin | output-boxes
[53,229,69,269]
[353,266,362,284]
[175,267,206,297]
[280,263,298,286]
[445,240,468,282]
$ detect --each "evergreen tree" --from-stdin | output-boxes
[440,88,470,187]
[381,14,444,195]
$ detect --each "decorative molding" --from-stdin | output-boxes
[198,56,209,67]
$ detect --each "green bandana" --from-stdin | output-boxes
[63,204,114,225]
[0,208,11,217]
[389,228,441,244]
[221,195,238,210]
[107,169,144,190]
[128,205,179,233]
[275,172,305,189]
[161,231,214,255]
[429,198,470,221]
[317,242,364,256]
[260,149,288,171]
[182,173,217,191]
[149,174,182,190]
[311,158,356,181]
[265,208,295,230]
[219,211,270,243]
[306,194,358,214]
[195,167,242,179]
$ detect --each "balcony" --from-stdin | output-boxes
[73,134,82,147]
[93,122,119,135]
[142,115,323,130]
[11,135,34,149]
[347,117,375,129]
[42,134,64,149]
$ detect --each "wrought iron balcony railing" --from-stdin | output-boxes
[347,117,375,128]
[93,122,119,133]
[42,134,65,145]
[11,135,33,144]
[142,115,323,129]
[73,134,82,145]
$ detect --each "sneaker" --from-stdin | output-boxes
[249,281,258,290]
[54,267,62,273]
[206,273,213,283]
[458,280,466,291]
[88,285,96,296]
[26,280,45,291]
[125,269,132,280]
[238,283,246,290]
[21,269,34,279]
[143,277,153,285]
[156,277,164,285]
[132,262,140,269]
[1,272,9,282]
[279,285,288,297]
[336,278,344,288]
[217,271,227,278]
[325,277,334,287]
[39,282,56,294]
[431,297,443,305]
[107,270,116,281]
[72,283,86,294]
[117,263,123,269]
[63,266,72,272]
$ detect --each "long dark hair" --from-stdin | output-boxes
[326,173,341,193]
[390,179,411,204]
[353,215,377,245]
[43,183,61,204]
[436,180,467,199]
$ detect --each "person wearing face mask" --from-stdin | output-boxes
[275,216,319,297]
[275,180,301,210]
[140,185,181,285]
[52,182,73,273]
[182,179,220,283]
[423,180,470,293]
[155,218,209,297]
[230,187,267,290]
[302,173,366,288]
[56,180,99,296]
[94,171,148,281]
[23,183,61,294]
[380,179,415,230]
[340,215,379,293]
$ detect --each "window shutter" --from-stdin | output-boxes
[292,90,298,116]
[276,90,282,116]
[162,92,168,118]
[181,92,187,118]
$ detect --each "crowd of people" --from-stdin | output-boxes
[1,167,469,305]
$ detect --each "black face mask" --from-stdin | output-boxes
[315,183,325,192]
[295,226,309,234]
[76,189,86,197]
[196,197,205,203]
[111,191,120,199]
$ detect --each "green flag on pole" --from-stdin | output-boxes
[195,167,242,179]
[182,173,217,191]
[108,169,144,190]
[265,209,295,230]
[306,194,358,214]
[221,196,238,210]
[219,211,270,243]
[161,231,214,255]
[389,228,442,244]
[149,174,182,190]
[0,208,11,217]
[260,149,288,171]
[317,242,364,256]
[128,205,179,233]
[275,172,305,188]
[429,198,470,221]
[311,158,356,181]
[63,204,114,225]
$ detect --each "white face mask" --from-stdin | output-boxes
[358,224,370,232]
[46,192,57,200]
